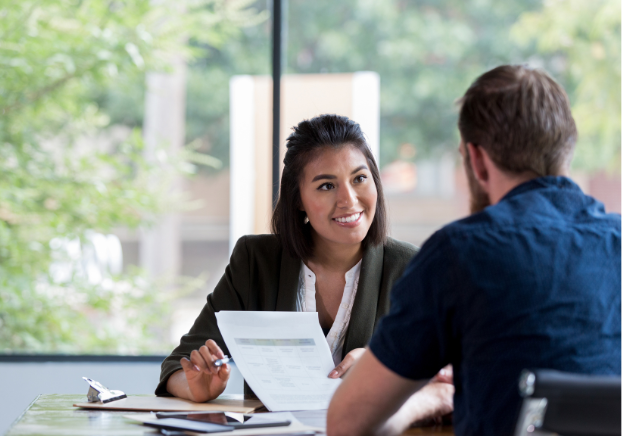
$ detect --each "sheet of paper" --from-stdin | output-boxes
[216,311,341,412]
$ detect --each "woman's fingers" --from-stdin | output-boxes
[180,357,200,374]
[328,348,366,378]
[184,339,228,378]
[179,343,230,402]
[328,355,353,378]
[217,362,232,382]
[190,349,211,374]
[199,345,218,374]
[203,339,227,374]
[205,339,225,359]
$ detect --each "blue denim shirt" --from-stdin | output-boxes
[369,176,621,436]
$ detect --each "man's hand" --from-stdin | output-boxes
[408,368,454,426]
[327,350,454,436]
[408,364,453,424]
[431,364,453,384]
[167,339,231,402]
[328,348,365,378]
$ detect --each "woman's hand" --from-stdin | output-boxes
[328,348,366,379]
[167,339,231,402]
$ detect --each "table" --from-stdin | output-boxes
[7,394,453,436]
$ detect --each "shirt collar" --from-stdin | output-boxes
[500,176,582,203]
[302,259,362,284]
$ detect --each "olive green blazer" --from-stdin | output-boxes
[156,234,417,397]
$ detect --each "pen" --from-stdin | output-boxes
[213,356,233,367]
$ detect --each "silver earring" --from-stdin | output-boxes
[303,215,309,224]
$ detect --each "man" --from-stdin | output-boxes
[327,65,621,436]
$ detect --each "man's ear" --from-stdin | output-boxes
[466,142,489,185]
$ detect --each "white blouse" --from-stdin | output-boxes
[295,260,362,366]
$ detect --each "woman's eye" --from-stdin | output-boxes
[354,175,367,183]
[318,182,334,191]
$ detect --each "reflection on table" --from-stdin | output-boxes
[7,394,453,436]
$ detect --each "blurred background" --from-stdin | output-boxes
[1,0,620,432]
[0,0,619,357]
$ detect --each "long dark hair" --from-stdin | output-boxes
[271,114,388,260]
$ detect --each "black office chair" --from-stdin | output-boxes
[514,369,621,436]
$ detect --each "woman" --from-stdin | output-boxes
[156,115,451,420]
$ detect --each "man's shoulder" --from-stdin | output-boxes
[437,210,499,241]
[415,185,622,285]
[390,230,456,286]
[441,190,621,239]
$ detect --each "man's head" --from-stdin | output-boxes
[457,65,577,213]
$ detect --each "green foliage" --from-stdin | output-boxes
[97,11,271,171]
[511,0,621,172]
[176,0,545,165]
[167,0,619,170]
[2,0,618,352]
[0,0,262,353]
[0,128,174,352]
[183,67,235,171]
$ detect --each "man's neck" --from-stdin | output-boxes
[486,168,563,205]
[487,172,535,205]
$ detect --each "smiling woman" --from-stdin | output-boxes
[273,114,386,262]
[299,148,377,245]
[156,115,442,418]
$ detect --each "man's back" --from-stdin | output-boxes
[369,176,621,436]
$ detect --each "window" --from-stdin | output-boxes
[1,0,619,355]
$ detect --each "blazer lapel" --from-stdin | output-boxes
[275,247,300,311]
[342,242,384,356]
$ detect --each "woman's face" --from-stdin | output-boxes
[299,145,378,250]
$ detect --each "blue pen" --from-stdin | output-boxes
[213,356,233,367]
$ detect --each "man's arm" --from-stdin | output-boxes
[327,349,453,436]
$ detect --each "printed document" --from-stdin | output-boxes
[215,311,341,411]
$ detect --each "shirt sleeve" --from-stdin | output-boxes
[155,236,251,396]
[368,231,456,380]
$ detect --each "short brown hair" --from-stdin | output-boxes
[458,65,577,176]
[271,114,388,260]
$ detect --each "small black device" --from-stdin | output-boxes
[153,411,292,430]
[143,418,233,433]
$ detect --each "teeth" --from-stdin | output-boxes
[335,212,361,223]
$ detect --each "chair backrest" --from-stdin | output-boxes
[514,369,621,436]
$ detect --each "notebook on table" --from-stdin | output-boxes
[73,394,264,414]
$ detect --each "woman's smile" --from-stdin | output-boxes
[299,145,378,249]
[333,211,363,226]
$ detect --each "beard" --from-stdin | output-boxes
[463,151,491,214]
